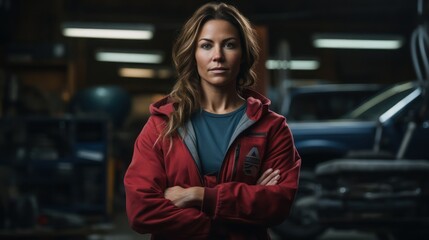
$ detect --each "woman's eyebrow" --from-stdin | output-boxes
[198,38,213,42]
[223,37,238,42]
[198,37,238,42]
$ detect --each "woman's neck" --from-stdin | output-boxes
[201,88,245,114]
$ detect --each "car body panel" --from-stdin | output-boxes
[281,83,384,122]
[287,82,423,168]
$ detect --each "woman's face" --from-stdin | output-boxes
[195,19,242,89]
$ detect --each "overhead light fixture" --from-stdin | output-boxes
[119,67,173,79]
[119,68,156,78]
[313,34,403,49]
[266,59,320,70]
[96,50,163,64]
[62,22,154,40]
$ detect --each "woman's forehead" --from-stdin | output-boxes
[198,19,239,39]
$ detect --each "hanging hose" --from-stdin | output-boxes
[412,0,429,82]
[410,26,429,83]
[418,26,429,80]
[410,27,424,81]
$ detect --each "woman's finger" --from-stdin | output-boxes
[258,169,280,185]
[266,174,280,186]
[257,168,273,184]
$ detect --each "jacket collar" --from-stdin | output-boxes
[149,88,271,121]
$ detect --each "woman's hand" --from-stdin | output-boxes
[164,186,204,208]
[257,168,280,186]
[165,168,279,208]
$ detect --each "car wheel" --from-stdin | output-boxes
[271,170,326,240]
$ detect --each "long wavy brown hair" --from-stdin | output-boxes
[163,2,260,139]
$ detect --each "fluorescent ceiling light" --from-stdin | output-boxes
[119,67,173,79]
[96,51,163,64]
[62,22,154,40]
[313,34,403,49]
[158,69,173,79]
[119,68,156,78]
[266,59,320,70]
[289,60,320,70]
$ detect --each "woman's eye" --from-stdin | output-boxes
[225,42,236,49]
[201,43,212,49]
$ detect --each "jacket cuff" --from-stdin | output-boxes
[202,187,218,217]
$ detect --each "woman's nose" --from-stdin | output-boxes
[212,46,224,62]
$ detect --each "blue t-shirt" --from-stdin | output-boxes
[191,104,246,175]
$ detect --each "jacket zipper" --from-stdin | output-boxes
[217,143,241,184]
[231,143,240,181]
[195,163,204,186]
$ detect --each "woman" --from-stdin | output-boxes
[124,2,301,239]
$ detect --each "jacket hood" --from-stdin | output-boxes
[149,95,175,116]
[149,88,271,120]
[242,89,271,121]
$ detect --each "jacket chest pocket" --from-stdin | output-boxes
[233,133,267,184]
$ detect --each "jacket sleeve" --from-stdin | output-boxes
[124,116,211,239]
[202,117,301,226]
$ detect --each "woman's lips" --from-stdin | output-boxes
[209,67,228,73]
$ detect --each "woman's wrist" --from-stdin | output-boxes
[188,187,204,207]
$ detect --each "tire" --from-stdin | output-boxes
[271,170,326,240]
[392,230,428,240]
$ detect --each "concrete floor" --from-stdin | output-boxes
[89,210,380,240]
[84,189,380,240]
[87,208,151,240]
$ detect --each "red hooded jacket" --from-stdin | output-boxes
[124,89,301,240]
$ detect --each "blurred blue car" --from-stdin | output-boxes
[272,81,429,240]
